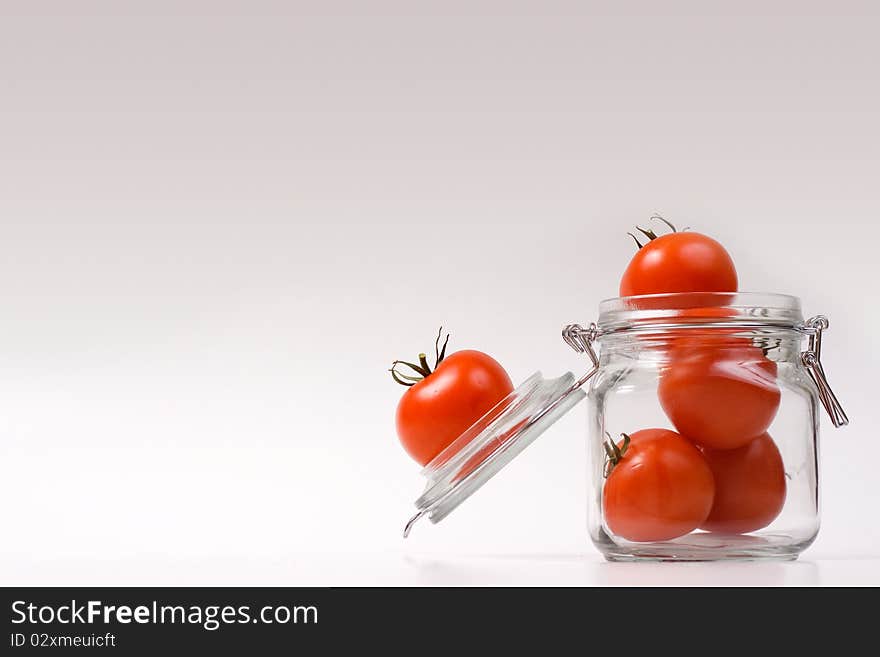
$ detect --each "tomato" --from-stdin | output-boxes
[658,344,780,450]
[603,428,715,542]
[700,433,786,534]
[620,231,738,297]
[392,340,513,466]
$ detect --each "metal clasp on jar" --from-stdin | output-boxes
[801,315,849,428]
[562,322,600,388]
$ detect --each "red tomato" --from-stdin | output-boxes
[658,345,780,450]
[620,232,738,297]
[700,433,786,534]
[603,428,715,542]
[395,350,513,465]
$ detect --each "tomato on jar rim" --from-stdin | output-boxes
[602,428,715,543]
[390,329,514,466]
[619,219,738,297]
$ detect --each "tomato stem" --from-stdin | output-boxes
[391,369,423,383]
[389,328,451,387]
[389,369,416,387]
[393,359,429,377]
[635,225,659,242]
[603,432,631,478]
[651,214,678,233]
[627,232,644,249]
[626,214,683,250]
[435,327,450,367]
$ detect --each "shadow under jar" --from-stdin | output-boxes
[582,292,847,561]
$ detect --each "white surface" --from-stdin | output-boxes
[6,552,880,587]
[2,446,878,586]
[1,2,879,586]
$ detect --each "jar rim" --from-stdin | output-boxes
[597,291,805,335]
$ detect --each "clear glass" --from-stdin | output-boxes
[405,371,585,537]
[587,292,820,561]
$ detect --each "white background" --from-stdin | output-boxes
[1,1,879,585]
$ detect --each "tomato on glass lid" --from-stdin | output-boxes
[700,432,787,534]
[658,344,781,450]
[602,428,715,543]
[619,217,738,297]
[390,329,514,466]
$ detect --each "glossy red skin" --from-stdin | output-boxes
[396,350,514,466]
[658,345,781,450]
[603,429,715,543]
[700,433,787,534]
[619,232,738,297]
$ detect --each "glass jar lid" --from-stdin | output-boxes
[403,371,587,537]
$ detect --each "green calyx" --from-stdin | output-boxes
[389,327,450,387]
[603,432,631,478]
[627,214,689,249]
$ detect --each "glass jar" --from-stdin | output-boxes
[579,292,847,561]
[404,292,847,562]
